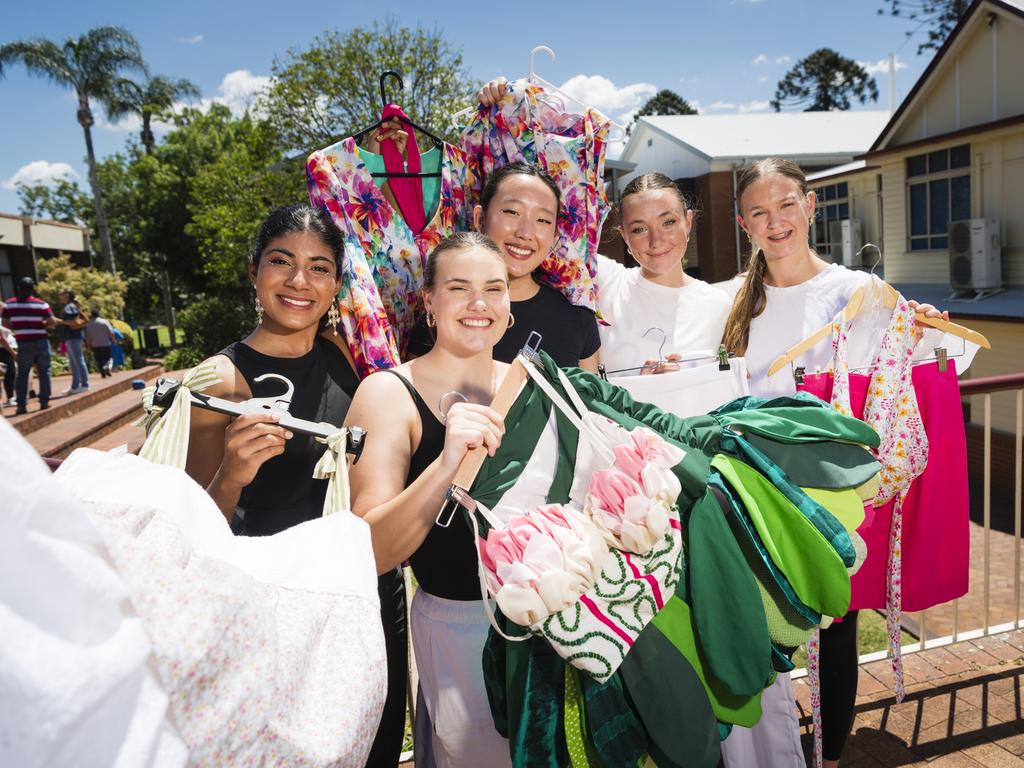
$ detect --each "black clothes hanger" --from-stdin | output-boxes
[352,70,445,178]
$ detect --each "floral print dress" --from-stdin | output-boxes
[307,138,478,375]
[460,79,611,314]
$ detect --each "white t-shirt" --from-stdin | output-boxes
[597,255,732,373]
[717,263,870,399]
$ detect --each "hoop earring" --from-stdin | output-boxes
[255,296,264,324]
[425,310,436,328]
[507,312,516,329]
[327,300,341,335]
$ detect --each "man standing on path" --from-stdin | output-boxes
[0,301,18,407]
[84,308,117,378]
[1,277,55,415]
[57,288,90,395]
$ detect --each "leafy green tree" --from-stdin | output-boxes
[629,89,697,134]
[16,178,93,225]
[35,253,128,319]
[772,49,879,111]
[106,74,200,154]
[0,26,146,273]
[878,0,970,55]
[261,18,478,152]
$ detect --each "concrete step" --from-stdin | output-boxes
[3,364,163,436]
[82,417,149,454]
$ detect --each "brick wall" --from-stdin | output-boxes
[694,171,747,283]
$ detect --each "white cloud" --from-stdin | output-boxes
[858,55,908,76]
[558,74,657,118]
[776,55,791,65]
[739,99,771,113]
[178,34,203,45]
[2,160,79,190]
[708,101,737,112]
[214,69,271,114]
[753,53,768,65]
[758,75,769,83]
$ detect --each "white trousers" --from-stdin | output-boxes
[721,672,805,768]
[411,590,512,768]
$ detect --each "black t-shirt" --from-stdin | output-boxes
[407,283,601,367]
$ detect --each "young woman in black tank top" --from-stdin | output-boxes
[346,233,511,767]
[184,204,406,768]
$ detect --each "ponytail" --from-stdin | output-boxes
[722,248,767,357]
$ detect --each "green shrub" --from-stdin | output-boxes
[163,346,206,371]
[177,294,252,358]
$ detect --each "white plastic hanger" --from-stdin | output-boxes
[451,45,626,140]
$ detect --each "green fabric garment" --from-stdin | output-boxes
[715,404,879,449]
[802,487,865,533]
[650,597,762,727]
[580,672,649,768]
[512,643,569,768]
[719,432,857,567]
[357,146,442,222]
[564,666,600,768]
[712,455,851,618]
[745,433,881,491]
[619,623,721,768]
[709,473,821,627]
[686,486,773,697]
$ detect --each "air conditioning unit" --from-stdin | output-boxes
[949,219,1001,290]
[829,219,862,268]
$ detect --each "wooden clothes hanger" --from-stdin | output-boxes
[766,279,991,377]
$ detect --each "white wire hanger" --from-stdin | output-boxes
[451,45,626,141]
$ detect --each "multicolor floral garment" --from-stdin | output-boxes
[460,79,611,314]
[804,288,927,767]
[307,138,478,374]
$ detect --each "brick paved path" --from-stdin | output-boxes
[793,629,1024,766]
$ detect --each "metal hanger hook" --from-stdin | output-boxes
[858,243,883,277]
[529,45,555,82]
[380,70,404,106]
[641,326,668,361]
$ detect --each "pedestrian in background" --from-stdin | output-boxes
[56,288,89,394]
[1,277,54,415]
[85,308,117,378]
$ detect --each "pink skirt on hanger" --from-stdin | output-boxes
[798,360,969,612]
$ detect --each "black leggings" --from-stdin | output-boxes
[819,610,859,760]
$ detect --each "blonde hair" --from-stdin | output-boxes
[722,158,810,356]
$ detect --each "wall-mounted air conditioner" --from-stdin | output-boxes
[949,219,1001,292]
[829,219,862,268]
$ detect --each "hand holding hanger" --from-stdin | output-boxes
[766,280,991,377]
[478,77,509,107]
[362,116,409,159]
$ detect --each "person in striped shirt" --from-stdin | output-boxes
[1,277,55,415]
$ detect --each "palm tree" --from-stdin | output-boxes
[0,27,146,273]
[107,74,200,154]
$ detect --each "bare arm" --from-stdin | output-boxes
[345,372,504,574]
[578,350,600,374]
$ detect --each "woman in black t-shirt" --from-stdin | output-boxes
[184,204,406,768]
[405,162,601,369]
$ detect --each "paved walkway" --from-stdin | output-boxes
[793,629,1024,766]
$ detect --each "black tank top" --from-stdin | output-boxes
[220,337,360,535]
[382,370,481,600]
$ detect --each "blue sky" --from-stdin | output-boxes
[1,0,940,214]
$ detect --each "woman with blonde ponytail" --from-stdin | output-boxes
[720,159,944,768]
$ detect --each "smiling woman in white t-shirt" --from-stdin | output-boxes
[720,157,945,768]
[598,172,732,374]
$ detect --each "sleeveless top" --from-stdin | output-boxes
[219,337,360,535]
[381,370,481,600]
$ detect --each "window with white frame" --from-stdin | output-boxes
[906,144,970,251]
[812,181,849,258]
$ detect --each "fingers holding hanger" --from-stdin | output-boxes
[367,117,409,158]
[908,300,949,322]
[478,77,509,107]
[640,353,682,376]
[440,402,505,471]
